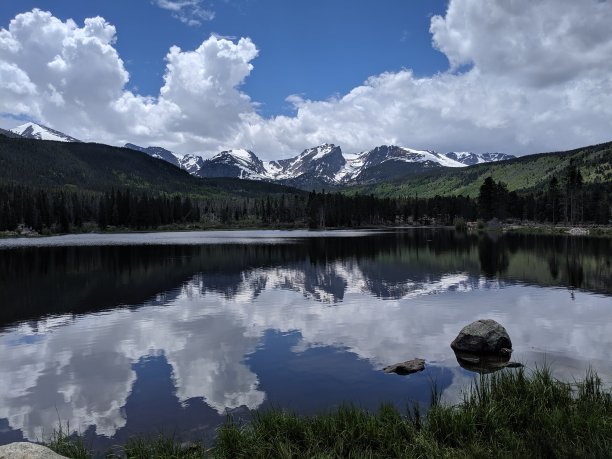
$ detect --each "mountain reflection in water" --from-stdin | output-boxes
[0,229,610,449]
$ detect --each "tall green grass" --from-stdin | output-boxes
[45,424,90,459]
[48,367,612,458]
[215,367,612,458]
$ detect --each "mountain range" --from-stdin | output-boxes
[124,141,515,190]
[1,122,609,198]
[6,122,515,189]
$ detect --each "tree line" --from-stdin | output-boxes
[477,163,610,224]
[0,164,609,234]
[0,185,313,233]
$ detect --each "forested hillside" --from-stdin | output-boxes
[0,134,310,233]
[0,134,610,234]
[364,141,612,198]
[0,135,299,197]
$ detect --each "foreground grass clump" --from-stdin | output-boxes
[107,435,207,458]
[47,368,612,458]
[45,425,90,459]
[215,368,612,458]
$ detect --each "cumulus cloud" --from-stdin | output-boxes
[244,0,612,156]
[430,0,612,86]
[0,8,257,153]
[1,0,612,158]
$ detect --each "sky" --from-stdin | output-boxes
[1,0,611,159]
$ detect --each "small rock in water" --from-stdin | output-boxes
[0,442,67,459]
[506,362,524,368]
[383,358,425,375]
[451,319,512,354]
[567,227,589,236]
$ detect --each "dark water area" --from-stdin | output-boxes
[0,229,610,451]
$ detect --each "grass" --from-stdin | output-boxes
[46,367,612,458]
[106,435,208,459]
[45,424,90,459]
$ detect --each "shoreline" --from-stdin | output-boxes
[2,222,612,240]
[499,223,612,237]
[36,367,612,458]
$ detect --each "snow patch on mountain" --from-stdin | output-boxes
[10,122,81,142]
[179,154,205,174]
[445,151,515,165]
[202,149,269,179]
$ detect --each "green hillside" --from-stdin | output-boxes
[0,135,302,197]
[361,141,612,198]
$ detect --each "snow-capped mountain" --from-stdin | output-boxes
[268,144,346,182]
[12,121,514,187]
[256,144,347,188]
[446,151,515,165]
[124,140,515,189]
[179,154,205,175]
[10,122,81,142]
[480,152,515,163]
[125,143,180,168]
[196,149,269,179]
[338,146,466,184]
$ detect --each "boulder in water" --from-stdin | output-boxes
[451,319,512,354]
[383,358,425,375]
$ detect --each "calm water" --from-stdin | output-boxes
[0,229,610,450]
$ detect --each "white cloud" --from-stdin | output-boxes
[153,0,215,26]
[1,1,612,158]
[430,0,612,86]
[0,9,257,153]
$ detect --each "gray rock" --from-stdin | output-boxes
[383,358,425,375]
[506,362,524,368]
[451,319,512,354]
[453,349,524,374]
[0,442,67,459]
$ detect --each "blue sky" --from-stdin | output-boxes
[0,0,448,117]
[1,0,611,158]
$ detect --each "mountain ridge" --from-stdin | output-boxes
[361,141,612,198]
[18,121,603,194]
[1,126,609,201]
[122,140,515,190]
[181,144,515,189]
[0,134,303,197]
[10,122,81,142]
[8,122,516,190]
[125,143,181,168]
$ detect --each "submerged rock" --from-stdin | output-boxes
[0,442,67,458]
[451,319,512,354]
[383,358,425,375]
[453,350,523,374]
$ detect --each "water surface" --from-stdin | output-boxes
[0,229,610,450]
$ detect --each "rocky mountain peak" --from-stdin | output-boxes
[11,122,81,142]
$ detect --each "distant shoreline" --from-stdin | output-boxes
[498,223,612,237]
[2,222,612,240]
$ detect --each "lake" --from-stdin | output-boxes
[0,228,610,451]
